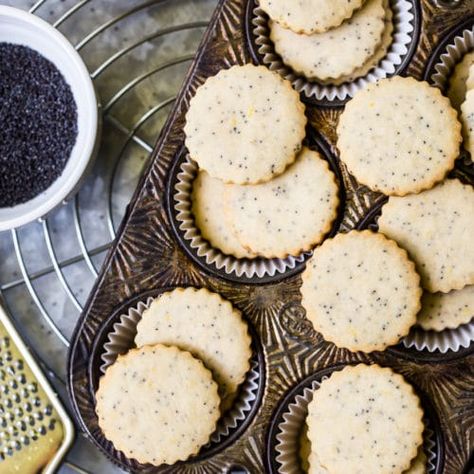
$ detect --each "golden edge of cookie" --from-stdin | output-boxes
[95,344,221,465]
[184,64,308,185]
[224,155,340,259]
[306,363,425,473]
[301,230,422,352]
[136,287,253,390]
[260,0,366,35]
[336,77,463,196]
[418,317,472,332]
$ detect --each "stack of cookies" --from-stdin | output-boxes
[303,364,426,474]
[259,0,394,84]
[302,75,474,352]
[185,64,340,259]
[95,287,252,466]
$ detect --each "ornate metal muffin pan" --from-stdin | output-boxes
[68,0,474,472]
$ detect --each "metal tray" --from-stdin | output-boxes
[68,0,474,472]
[0,303,74,472]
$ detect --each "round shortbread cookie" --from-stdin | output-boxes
[95,344,220,465]
[270,0,385,82]
[461,89,474,155]
[135,287,252,410]
[418,286,474,331]
[448,51,474,111]
[337,76,462,196]
[325,0,393,85]
[301,230,421,352]
[258,0,366,34]
[184,64,307,185]
[224,147,339,259]
[378,179,474,293]
[307,364,424,474]
[192,170,256,258]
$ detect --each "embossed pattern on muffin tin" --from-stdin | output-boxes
[68,1,474,472]
[245,0,421,106]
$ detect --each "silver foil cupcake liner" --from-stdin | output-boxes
[100,295,260,446]
[173,155,312,279]
[431,25,474,91]
[274,379,437,473]
[250,0,416,102]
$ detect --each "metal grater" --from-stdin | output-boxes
[0,305,73,473]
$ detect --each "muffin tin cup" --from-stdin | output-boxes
[268,366,441,473]
[429,23,474,91]
[98,289,264,450]
[169,135,345,284]
[246,0,418,105]
[172,154,311,280]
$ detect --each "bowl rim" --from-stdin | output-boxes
[0,5,99,231]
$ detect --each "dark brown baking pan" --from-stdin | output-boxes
[68,0,474,472]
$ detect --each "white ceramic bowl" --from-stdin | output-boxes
[0,6,99,231]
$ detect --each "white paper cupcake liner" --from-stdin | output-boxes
[403,316,474,354]
[250,0,416,102]
[173,155,312,279]
[100,295,261,446]
[431,25,474,91]
[274,378,437,473]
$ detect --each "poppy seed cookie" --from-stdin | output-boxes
[259,0,366,34]
[135,288,252,411]
[448,51,474,111]
[225,147,339,258]
[378,179,474,293]
[337,76,462,196]
[301,230,421,352]
[461,89,474,155]
[95,344,220,465]
[184,64,306,185]
[406,449,427,474]
[417,286,474,331]
[192,170,256,258]
[270,0,385,82]
[307,364,424,474]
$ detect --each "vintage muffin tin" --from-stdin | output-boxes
[68,0,474,472]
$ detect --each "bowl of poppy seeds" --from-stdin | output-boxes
[0,6,99,231]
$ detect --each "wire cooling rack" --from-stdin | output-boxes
[0,0,217,472]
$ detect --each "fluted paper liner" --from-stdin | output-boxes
[251,0,415,102]
[274,379,437,473]
[100,295,260,445]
